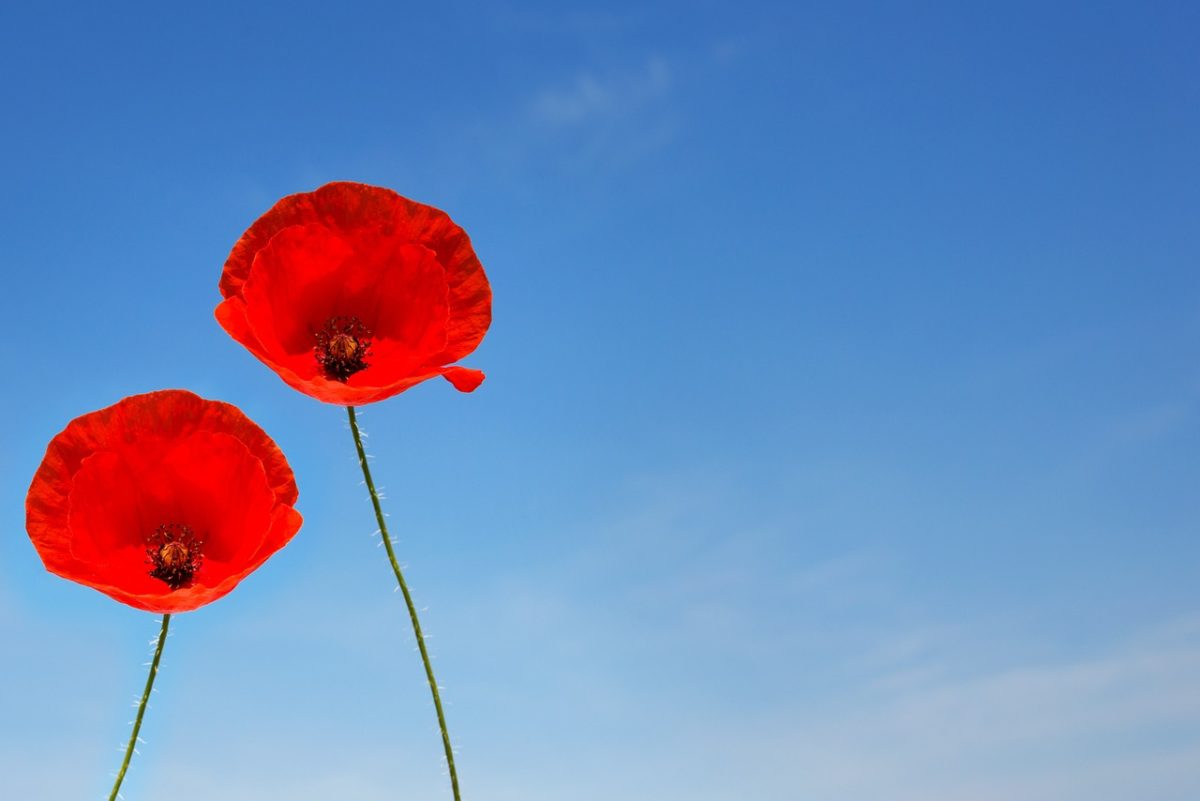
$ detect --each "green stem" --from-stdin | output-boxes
[108,613,171,801]
[347,406,462,801]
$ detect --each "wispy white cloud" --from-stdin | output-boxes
[750,616,1200,801]
[529,58,672,128]
[517,57,681,172]
[340,54,683,195]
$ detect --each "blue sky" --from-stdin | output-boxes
[1,2,1199,799]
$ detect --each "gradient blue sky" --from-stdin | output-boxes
[2,2,1199,799]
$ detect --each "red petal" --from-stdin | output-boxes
[440,366,486,392]
[242,224,357,362]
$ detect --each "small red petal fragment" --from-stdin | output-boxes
[440,367,485,393]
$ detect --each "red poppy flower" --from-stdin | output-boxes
[25,390,302,613]
[215,181,492,405]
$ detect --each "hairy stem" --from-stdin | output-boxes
[347,406,461,801]
[108,613,171,801]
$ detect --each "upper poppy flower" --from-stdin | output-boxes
[215,181,492,405]
[25,390,302,613]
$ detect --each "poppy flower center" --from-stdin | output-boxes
[146,523,203,590]
[314,316,372,382]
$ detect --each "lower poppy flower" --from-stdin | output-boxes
[214,181,492,405]
[25,389,302,613]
